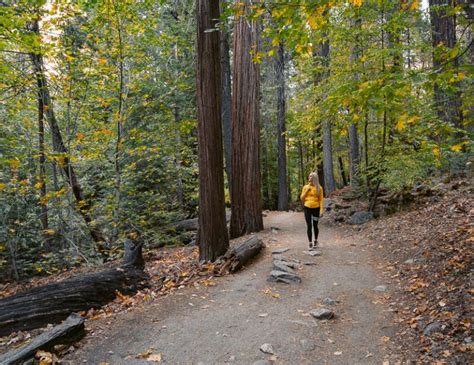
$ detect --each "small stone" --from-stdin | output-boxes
[309,308,334,320]
[304,250,322,257]
[267,270,301,284]
[272,254,287,261]
[322,297,338,305]
[423,321,443,336]
[272,247,289,254]
[228,355,236,361]
[373,285,387,292]
[404,259,414,264]
[260,343,275,354]
[300,339,316,352]
[303,261,317,266]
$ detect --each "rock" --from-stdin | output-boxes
[271,248,289,254]
[303,262,317,266]
[271,227,280,234]
[322,297,338,305]
[260,343,275,354]
[252,361,273,365]
[373,285,387,292]
[267,270,301,284]
[304,250,322,257]
[423,321,443,336]
[272,254,287,261]
[273,260,296,274]
[404,259,414,264]
[309,308,334,320]
[349,211,373,225]
[300,339,316,352]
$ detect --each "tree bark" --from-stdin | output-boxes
[429,0,462,128]
[275,44,288,211]
[220,26,233,190]
[196,0,229,261]
[0,240,146,336]
[28,20,106,252]
[37,93,50,250]
[338,156,348,187]
[230,0,263,238]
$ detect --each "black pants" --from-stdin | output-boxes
[304,207,320,243]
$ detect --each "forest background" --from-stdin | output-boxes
[0,0,472,281]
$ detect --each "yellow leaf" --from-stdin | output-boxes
[98,58,108,65]
[43,229,56,236]
[450,144,462,152]
[8,159,20,170]
[20,179,29,186]
[396,114,408,131]
[76,132,86,141]
[268,49,275,57]
[457,72,466,79]
[35,266,43,273]
[36,350,52,365]
[34,182,43,189]
[380,335,390,343]
[0,183,6,191]
[410,0,419,10]
[433,145,441,159]
[351,0,362,7]
[407,115,420,124]
[308,15,318,30]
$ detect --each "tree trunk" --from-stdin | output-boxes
[429,0,462,129]
[349,14,361,190]
[230,0,263,238]
[196,0,229,261]
[275,44,288,211]
[28,20,106,252]
[338,156,348,187]
[37,94,50,250]
[220,26,232,189]
[0,240,147,336]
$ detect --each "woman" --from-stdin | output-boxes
[300,172,324,249]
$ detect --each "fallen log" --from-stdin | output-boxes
[218,235,264,273]
[0,240,148,337]
[0,314,85,365]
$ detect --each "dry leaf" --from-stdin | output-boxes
[147,353,163,362]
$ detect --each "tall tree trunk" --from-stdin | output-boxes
[298,142,305,187]
[220,26,232,190]
[28,20,106,251]
[275,44,288,211]
[37,94,50,250]
[112,5,125,245]
[349,14,361,190]
[230,0,263,238]
[429,0,462,129]
[196,0,229,261]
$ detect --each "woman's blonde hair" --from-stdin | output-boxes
[309,172,321,195]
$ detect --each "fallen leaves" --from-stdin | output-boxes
[136,348,163,362]
[361,180,472,363]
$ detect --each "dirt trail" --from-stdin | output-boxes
[63,212,397,365]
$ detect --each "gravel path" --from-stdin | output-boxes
[63,212,397,364]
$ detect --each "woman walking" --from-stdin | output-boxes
[300,172,324,249]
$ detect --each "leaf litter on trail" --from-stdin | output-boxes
[360,180,472,364]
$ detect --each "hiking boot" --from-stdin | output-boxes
[308,242,313,249]
[313,240,318,248]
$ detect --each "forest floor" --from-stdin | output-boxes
[61,212,402,365]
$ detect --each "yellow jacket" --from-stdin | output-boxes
[300,184,324,214]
